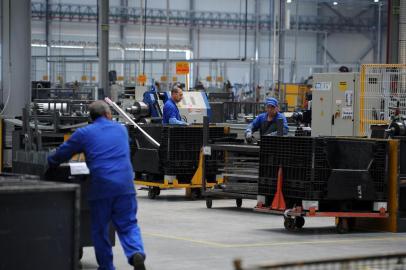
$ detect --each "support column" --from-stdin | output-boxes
[99,0,110,97]
[387,0,399,63]
[2,0,31,117]
[399,0,406,64]
[276,0,286,102]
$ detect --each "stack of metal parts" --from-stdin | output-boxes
[259,136,389,211]
[218,145,259,195]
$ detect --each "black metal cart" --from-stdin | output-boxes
[203,143,259,208]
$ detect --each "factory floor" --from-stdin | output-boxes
[79,189,406,270]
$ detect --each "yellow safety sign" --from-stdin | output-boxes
[339,81,348,91]
[176,62,190,75]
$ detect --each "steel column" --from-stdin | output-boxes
[1,0,31,117]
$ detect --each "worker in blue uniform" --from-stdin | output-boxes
[245,97,289,143]
[162,85,187,125]
[47,100,146,270]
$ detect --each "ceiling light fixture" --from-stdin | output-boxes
[333,1,338,5]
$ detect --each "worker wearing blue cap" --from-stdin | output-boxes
[245,97,288,143]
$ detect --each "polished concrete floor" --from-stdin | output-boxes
[80,189,406,270]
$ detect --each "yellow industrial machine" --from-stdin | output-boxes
[274,83,310,111]
[135,152,224,199]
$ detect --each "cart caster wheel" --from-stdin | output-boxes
[148,187,160,199]
[78,247,83,260]
[206,199,213,209]
[294,216,305,229]
[191,188,202,200]
[284,217,296,231]
[235,198,243,208]
[336,218,350,234]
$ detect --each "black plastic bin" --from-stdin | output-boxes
[12,154,116,259]
[130,125,226,181]
[0,176,80,270]
[259,136,389,210]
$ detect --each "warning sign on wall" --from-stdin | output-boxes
[176,62,190,75]
[137,74,147,84]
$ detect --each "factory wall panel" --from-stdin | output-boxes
[123,25,190,47]
[49,23,97,42]
[327,33,374,64]
[142,0,190,10]
[197,29,255,59]
[195,0,255,13]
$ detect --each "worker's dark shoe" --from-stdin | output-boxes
[132,253,146,270]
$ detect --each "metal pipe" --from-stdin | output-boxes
[293,0,299,82]
[45,0,51,78]
[34,57,254,63]
[98,0,110,97]
[139,0,143,77]
[377,2,382,63]
[142,0,147,76]
[243,0,248,61]
[165,0,170,81]
[253,0,260,100]
[272,0,277,87]
[104,97,160,148]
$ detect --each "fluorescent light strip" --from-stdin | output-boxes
[32,44,189,53]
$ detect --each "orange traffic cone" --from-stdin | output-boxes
[271,165,286,210]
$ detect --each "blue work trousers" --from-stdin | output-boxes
[89,194,145,270]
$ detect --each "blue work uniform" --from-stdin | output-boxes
[246,112,289,136]
[48,117,145,270]
[162,98,185,125]
[143,85,161,117]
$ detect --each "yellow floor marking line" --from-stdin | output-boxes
[144,232,228,248]
[144,232,406,249]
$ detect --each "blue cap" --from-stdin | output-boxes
[265,97,278,107]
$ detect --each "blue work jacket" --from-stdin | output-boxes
[246,112,289,136]
[48,117,135,200]
[162,98,182,124]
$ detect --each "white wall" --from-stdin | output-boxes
[30,0,386,87]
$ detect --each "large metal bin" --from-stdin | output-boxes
[0,175,80,270]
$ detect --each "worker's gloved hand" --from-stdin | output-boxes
[245,131,253,144]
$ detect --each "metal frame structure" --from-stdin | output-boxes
[31,2,384,33]
[29,1,388,90]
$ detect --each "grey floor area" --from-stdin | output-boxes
[80,189,406,270]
